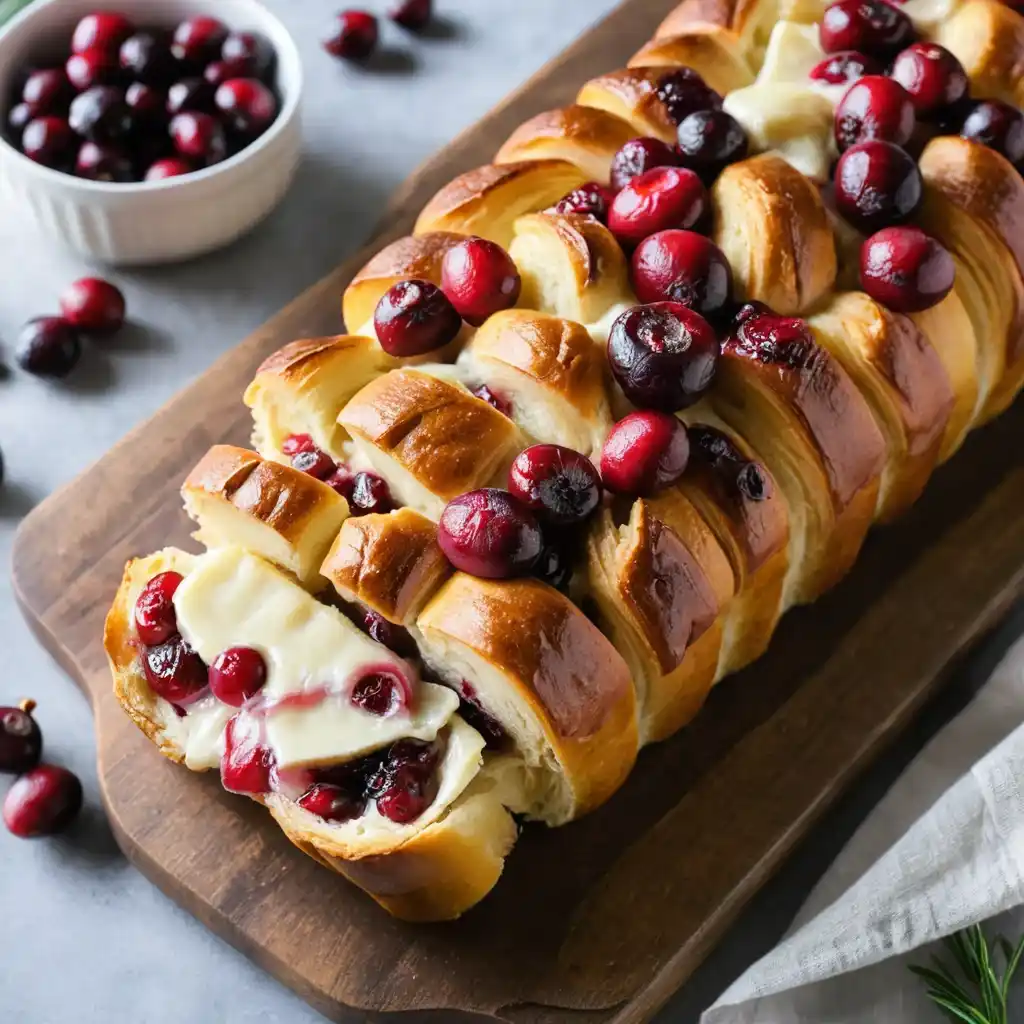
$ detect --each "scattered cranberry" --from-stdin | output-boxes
[860,225,955,312]
[298,783,363,822]
[221,715,274,794]
[171,16,229,65]
[819,0,914,57]
[374,279,462,357]
[16,318,82,378]
[608,166,708,248]
[834,139,922,231]
[214,78,278,137]
[438,489,543,579]
[835,75,915,150]
[166,77,215,117]
[390,0,433,30]
[169,111,227,165]
[66,49,121,92]
[21,116,76,169]
[362,609,417,658]
[631,229,732,319]
[3,765,83,838]
[370,739,440,823]
[600,411,690,497]
[145,156,193,180]
[119,31,178,86]
[471,384,511,417]
[350,669,409,716]
[0,700,42,775]
[676,109,748,180]
[71,12,134,56]
[69,86,132,144]
[809,50,882,85]
[610,136,680,191]
[554,181,616,222]
[350,472,393,515]
[134,571,183,645]
[440,237,521,326]
[291,447,336,480]
[210,647,268,707]
[324,11,380,60]
[656,67,722,125]
[961,100,1024,166]
[508,444,602,525]
[221,32,276,82]
[143,636,209,705]
[22,69,72,117]
[889,43,967,117]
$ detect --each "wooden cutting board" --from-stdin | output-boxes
[12,0,1024,1020]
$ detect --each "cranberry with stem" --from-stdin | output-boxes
[610,136,680,191]
[210,647,268,707]
[324,11,380,60]
[438,489,544,579]
[4,765,83,838]
[374,279,462,357]
[16,318,82,378]
[600,411,691,497]
[608,165,708,248]
[60,278,126,334]
[631,229,733,319]
[134,571,183,645]
[0,699,43,775]
[440,237,522,326]
[508,444,602,525]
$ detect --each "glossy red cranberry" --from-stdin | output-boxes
[3,765,83,838]
[835,75,915,149]
[172,16,229,65]
[291,447,336,480]
[608,166,708,247]
[370,740,440,823]
[960,100,1024,166]
[282,433,316,456]
[324,11,380,60]
[440,237,521,326]
[607,300,719,411]
[656,67,722,125]
[298,783,364,822]
[221,715,274,794]
[143,636,208,705]
[471,384,512,417]
[819,0,914,56]
[221,32,276,82]
[66,49,121,92]
[69,86,132,144]
[731,309,818,369]
[508,444,602,525]
[834,139,922,231]
[889,43,967,117]
[362,609,417,658]
[600,411,690,496]
[350,472,394,515]
[125,81,165,121]
[458,682,506,748]
[60,277,126,333]
[676,109,748,180]
[166,77,215,116]
[8,102,32,135]
[215,78,278,136]
[22,69,72,116]
[374,279,462,356]
[438,489,543,578]
[170,111,227,165]
[0,700,42,775]
[350,668,410,716]
[860,225,955,312]
[21,116,76,169]
[72,12,134,55]
[554,181,616,222]
[134,571,183,645]
[145,156,193,180]
[16,318,82,377]
[610,136,680,191]
[390,0,433,29]
[809,50,883,85]
[119,31,178,86]
[210,647,268,707]
[631,229,732,319]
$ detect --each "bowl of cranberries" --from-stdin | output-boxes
[0,0,302,264]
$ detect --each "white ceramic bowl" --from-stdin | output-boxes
[0,0,303,265]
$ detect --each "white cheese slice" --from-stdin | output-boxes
[756,21,827,86]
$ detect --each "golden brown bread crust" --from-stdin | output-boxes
[629,33,755,94]
[576,68,679,143]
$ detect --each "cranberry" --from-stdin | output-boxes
[370,740,440,823]
[600,411,690,497]
[119,31,178,86]
[458,683,506,748]
[143,636,208,705]
[21,116,76,169]
[350,472,394,515]
[889,43,967,117]
[172,16,229,65]
[508,444,602,525]
[440,237,521,326]
[221,32,276,83]
[145,157,193,180]
[819,0,915,57]
[535,539,573,591]
[0,700,42,775]
[214,78,278,137]
[8,103,32,135]
[202,58,244,88]
[166,78,215,117]
[676,109,748,180]
[326,465,355,499]
[554,181,616,222]
[631,229,732,319]
[608,166,708,248]
[3,765,83,838]
[656,67,722,125]
[438,489,544,579]
[350,669,410,716]
[324,11,380,60]
[689,424,768,500]
[390,0,433,29]
[125,81,165,122]
[169,111,227,165]
[860,225,955,312]
[835,75,915,150]
[60,275,126,336]
[732,309,819,369]
[69,86,132,144]
[960,100,1024,166]
[298,783,364,822]
[282,433,316,456]
[291,447,336,480]
[210,647,268,707]
[72,12,134,55]
[221,715,274,794]
[374,279,462,356]
[134,571,183,645]
[66,49,121,92]
[834,140,922,231]
[362,609,417,657]
[607,300,719,411]
[75,140,132,180]
[16,318,82,377]
[610,136,680,191]
[809,50,882,85]
[471,384,512,417]
[22,69,72,116]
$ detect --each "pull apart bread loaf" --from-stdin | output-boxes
[106,0,1024,919]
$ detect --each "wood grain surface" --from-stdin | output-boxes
[12,0,1024,1020]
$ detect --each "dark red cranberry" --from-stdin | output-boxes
[819,0,915,57]
[370,740,440,823]
[291,447,336,480]
[600,411,690,497]
[74,141,132,181]
[172,16,229,65]
[324,11,380,60]
[458,683,506,748]
[631,229,732,319]
[143,636,208,705]
[210,647,268,707]
[221,32,276,83]
[656,67,722,125]
[60,276,126,335]
[960,100,1024,166]
[508,444,602,525]
[3,765,83,838]
[71,12,134,55]
[471,384,512,417]
[0,700,42,775]
[440,237,521,326]
[169,111,227,165]
[125,81,165,122]
[676,109,748,180]
[731,310,819,370]
[21,116,76,169]
[166,78,215,117]
[350,472,394,515]
[688,424,768,500]
[214,78,278,137]
[298,783,364,822]
[374,279,462,356]
[554,181,617,222]
[835,75,915,150]
[362,609,417,658]
[134,571,183,645]
[607,300,719,411]
[22,69,72,116]
[8,102,32,135]
[390,0,433,29]
[350,669,410,716]
[221,715,274,794]
[889,43,967,117]
[204,59,248,87]
[860,225,955,312]
[282,433,316,456]
[834,140,922,231]
[535,538,573,591]
[438,489,543,579]
[145,157,193,180]
[69,86,132,144]
[610,136,680,191]
[809,50,883,85]
[119,31,178,86]
[16,318,82,378]
[66,49,121,92]
[325,466,355,499]
[608,166,708,247]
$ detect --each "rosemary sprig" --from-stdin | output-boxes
[0,0,35,29]
[909,924,1024,1024]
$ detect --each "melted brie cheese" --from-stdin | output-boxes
[757,21,826,85]
[583,301,634,346]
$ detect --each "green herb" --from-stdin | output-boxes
[0,0,35,28]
